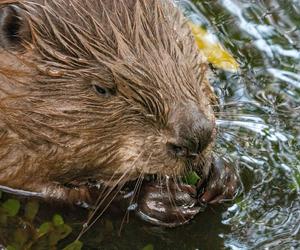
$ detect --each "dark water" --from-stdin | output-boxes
[1,0,299,249]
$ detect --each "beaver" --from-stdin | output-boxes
[0,0,238,226]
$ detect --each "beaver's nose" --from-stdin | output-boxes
[167,103,214,158]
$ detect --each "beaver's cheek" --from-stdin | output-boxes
[135,181,205,227]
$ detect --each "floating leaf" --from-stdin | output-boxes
[24,200,39,221]
[49,232,62,246]
[189,23,239,72]
[63,240,83,250]
[14,228,29,248]
[52,214,64,227]
[184,171,201,186]
[37,222,52,237]
[142,244,154,250]
[6,246,17,250]
[2,199,20,217]
[57,224,72,239]
[49,223,72,246]
[0,214,7,225]
[0,198,75,249]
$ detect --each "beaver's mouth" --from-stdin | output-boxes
[66,147,213,192]
[74,158,208,193]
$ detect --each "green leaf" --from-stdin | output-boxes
[0,190,2,199]
[0,213,7,225]
[24,200,39,221]
[57,224,72,239]
[14,228,29,247]
[2,199,21,217]
[6,246,17,250]
[52,214,64,227]
[63,240,83,250]
[49,224,72,246]
[183,171,201,185]
[48,231,62,246]
[37,222,52,237]
[142,244,154,250]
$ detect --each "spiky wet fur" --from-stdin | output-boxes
[0,0,216,201]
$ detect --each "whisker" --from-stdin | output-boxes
[93,150,145,212]
[118,170,144,236]
[134,152,153,203]
[172,169,181,191]
[77,150,145,240]
[165,175,187,224]
[158,172,163,195]
[78,169,133,239]
[76,164,125,236]
[197,154,206,169]
[118,152,153,235]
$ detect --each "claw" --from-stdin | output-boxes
[136,181,203,227]
[198,157,239,204]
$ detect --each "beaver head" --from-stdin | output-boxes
[0,0,217,196]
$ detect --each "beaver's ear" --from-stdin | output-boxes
[0,5,31,49]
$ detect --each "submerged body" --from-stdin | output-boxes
[0,0,237,226]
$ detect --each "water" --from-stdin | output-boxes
[1,0,299,249]
[179,0,300,249]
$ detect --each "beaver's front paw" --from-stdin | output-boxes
[136,181,203,227]
[198,157,239,204]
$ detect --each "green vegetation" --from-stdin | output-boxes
[183,171,201,186]
[0,191,82,250]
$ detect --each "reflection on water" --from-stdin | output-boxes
[180,0,299,248]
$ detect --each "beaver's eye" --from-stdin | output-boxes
[93,84,116,97]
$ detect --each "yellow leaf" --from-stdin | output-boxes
[189,23,239,72]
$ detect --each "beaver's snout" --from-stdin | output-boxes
[166,103,215,159]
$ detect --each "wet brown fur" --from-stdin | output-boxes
[0,0,216,202]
